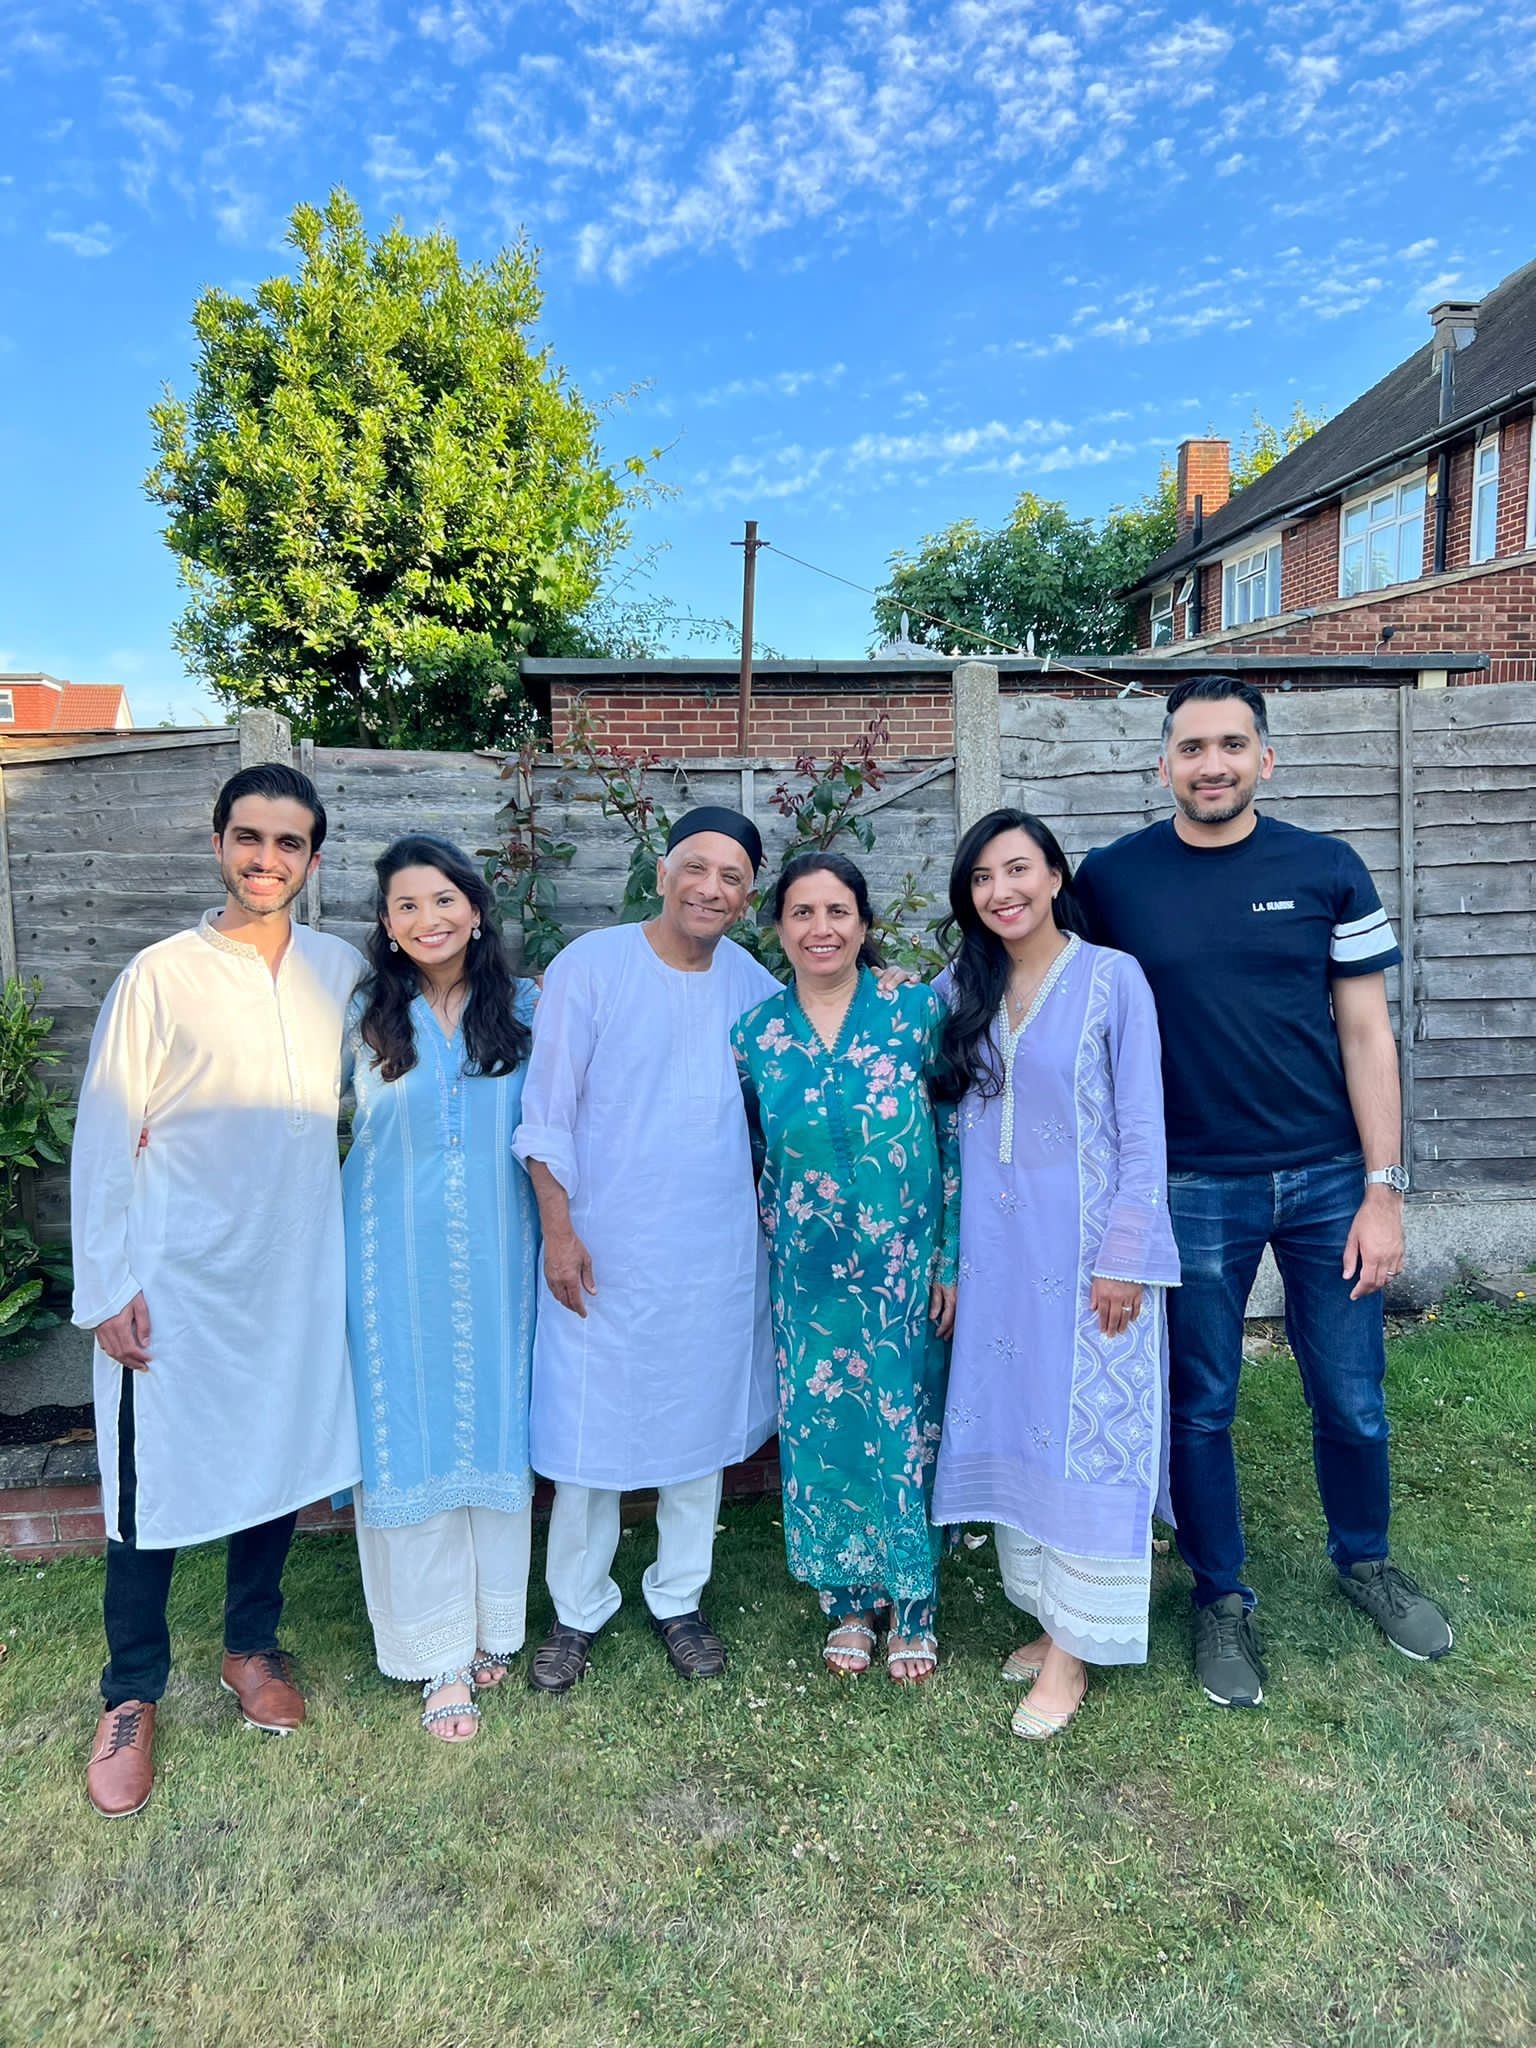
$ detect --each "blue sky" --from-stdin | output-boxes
[1,0,1532,724]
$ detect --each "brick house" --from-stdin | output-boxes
[0,672,133,735]
[1124,257,1536,684]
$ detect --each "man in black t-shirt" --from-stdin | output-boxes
[1077,676,1452,1708]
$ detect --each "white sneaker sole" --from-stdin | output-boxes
[1386,1622,1454,1662]
[1201,1683,1264,1708]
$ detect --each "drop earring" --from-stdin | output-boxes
[388,938,399,953]
[472,925,482,942]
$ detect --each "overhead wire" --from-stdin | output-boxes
[758,538,1155,697]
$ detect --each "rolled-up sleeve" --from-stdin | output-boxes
[1091,955,1181,1289]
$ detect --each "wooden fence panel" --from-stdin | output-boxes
[1,685,1529,1231]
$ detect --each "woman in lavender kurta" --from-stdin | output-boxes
[931,810,1179,1740]
[732,852,961,1685]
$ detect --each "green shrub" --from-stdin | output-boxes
[1,976,75,1356]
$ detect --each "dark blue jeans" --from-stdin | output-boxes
[1165,1154,1390,1610]
[101,1368,296,1707]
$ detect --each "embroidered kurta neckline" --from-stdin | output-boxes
[996,933,1081,1163]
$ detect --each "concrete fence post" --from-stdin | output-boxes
[238,708,295,768]
[952,661,1002,834]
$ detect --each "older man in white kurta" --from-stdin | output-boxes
[514,808,778,1689]
[72,764,363,1817]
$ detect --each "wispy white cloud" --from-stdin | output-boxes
[697,363,848,406]
[48,219,115,256]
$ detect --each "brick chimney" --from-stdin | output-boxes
[1176,437,1230,538]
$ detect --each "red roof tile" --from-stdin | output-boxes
[0,675,131,734]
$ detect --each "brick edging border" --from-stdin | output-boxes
[1,1448,785,1564]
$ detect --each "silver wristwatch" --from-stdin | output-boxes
[1365,1165,1410,1194]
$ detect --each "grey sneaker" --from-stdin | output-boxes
[1193,1594,1268,1708]
[1340,1560,1454,1661]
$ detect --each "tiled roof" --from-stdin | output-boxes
[0,674,131,733]
[1131,255,1536,595]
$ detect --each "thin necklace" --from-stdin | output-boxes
[1004,935,1068,1030]
[424,980,467,1032]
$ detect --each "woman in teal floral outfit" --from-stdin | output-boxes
[732,851,960,1683]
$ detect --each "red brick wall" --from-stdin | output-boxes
[552,687,955,757]
[1280,501,1344,610]
[1442,443,1474,571]
[1212,558,1536,681]
[1498,413,1533,557]
[1198,562,1222,639]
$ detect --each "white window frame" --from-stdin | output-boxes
[1527,420,1536,549]
[1471,431,1500,565]
[0,689,13,725]
[1150,584,1175,647]
[1176,573,1197,639]
[1339,474,1427,597]
[1221,533,1283,627]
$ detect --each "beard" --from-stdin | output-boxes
[218,858,307,918]
[1174,778,1258,827]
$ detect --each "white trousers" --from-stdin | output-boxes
[993,1521,1152,1669]
[545,1472,724,1633]
[354,1492,533,1681]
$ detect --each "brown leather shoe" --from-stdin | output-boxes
[220,1648,306,1733]
[87,1700,156,1818]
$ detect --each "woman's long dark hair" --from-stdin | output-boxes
[359,833,530,1083]
[770,850,885,969]
[936,809,1088,1101]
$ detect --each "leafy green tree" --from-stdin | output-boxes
[147,188,643,748]
[873,480,1174,658]
[873,409,1325,656]
[1232,402,1329,489]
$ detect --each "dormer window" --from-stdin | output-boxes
[0,689,13,725]
[1150,586,1175,647]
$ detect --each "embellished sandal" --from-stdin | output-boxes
[1001,1642,1049,1684]
[419,1669,481,1742]
[469,1651,509,1689]
[886,1633,939,1684]
[1011,1686,1086,1741]
[823,1619,879,1677]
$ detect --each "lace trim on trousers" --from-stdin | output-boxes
[993,1522,1151,1668]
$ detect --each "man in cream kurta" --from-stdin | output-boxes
[513,808,779,1690]
[72,763,363,1817]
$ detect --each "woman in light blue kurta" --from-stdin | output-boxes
[342,834,539,1743]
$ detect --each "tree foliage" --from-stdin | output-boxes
[872,407,1325,658]
[148,188,642,748]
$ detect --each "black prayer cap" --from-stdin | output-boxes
[665,805,764,875]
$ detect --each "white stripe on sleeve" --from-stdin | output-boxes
[1330,908,1398,963]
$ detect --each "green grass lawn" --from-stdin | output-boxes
[5,1309,1535,2048]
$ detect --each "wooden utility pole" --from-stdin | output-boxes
[734,519,763,754]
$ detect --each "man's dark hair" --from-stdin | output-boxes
[212,763,327,852]
[1160,674,1270,749]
